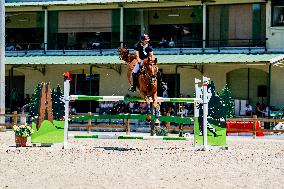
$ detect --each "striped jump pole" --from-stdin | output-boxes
[74,134,190,140]
[69,95,202,103]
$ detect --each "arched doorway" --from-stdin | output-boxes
[227,68,268,114]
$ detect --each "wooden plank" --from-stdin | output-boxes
[257,118,284,123]
[227,118,284,123]
[227,118,256,122]
[1,123,31,127]
[2,123,13,126]
[91,125,126,129]
[168,126,193,131]
[68,124,126,129]
[0,114,29,116]
[227,128,284,133]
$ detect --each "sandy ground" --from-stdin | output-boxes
[1,131,284,189]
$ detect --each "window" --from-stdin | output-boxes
[207,3,265,47]
[272,0,284,26]
[272,6,284,26]
[147,7,203,48]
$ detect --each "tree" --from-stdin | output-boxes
[52,85,65,120]
[29,83,42,118]
[219,84,234,118]
[208,81,225,122]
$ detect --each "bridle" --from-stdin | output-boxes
[142,58,158,86]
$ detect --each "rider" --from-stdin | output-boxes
[128,34,155,92]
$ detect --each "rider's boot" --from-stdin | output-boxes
[128,72,138,92]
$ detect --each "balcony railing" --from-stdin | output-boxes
[5,38,268,55]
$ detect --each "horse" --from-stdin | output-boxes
[118,47,159,122]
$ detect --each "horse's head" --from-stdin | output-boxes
[118,47,136,64]
[143,58,158,84]
[118,47,129,62]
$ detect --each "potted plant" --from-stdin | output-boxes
[13,124,34,147]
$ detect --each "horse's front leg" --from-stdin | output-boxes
[152,93,160,119]
[141,94,151,122]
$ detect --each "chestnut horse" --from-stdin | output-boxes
[118,47,159,121]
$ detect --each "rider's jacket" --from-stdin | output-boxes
[134,42,153,60]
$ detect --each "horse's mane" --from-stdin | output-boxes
[128,53,136,63]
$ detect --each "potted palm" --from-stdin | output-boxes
[13,124,33,147]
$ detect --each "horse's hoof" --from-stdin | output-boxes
[146,114,151,122]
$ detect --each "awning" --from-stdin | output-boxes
[5,54,284,65]
[6,0,159,7]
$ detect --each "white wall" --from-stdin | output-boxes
[271,65,284,108]
[10,63,284,109]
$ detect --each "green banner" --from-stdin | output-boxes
[194,117,226,146]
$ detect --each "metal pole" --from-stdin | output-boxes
[89,66,92,112]
[247,68,250,102]
[194,78,201,146]
[63,80,70,149]
[120,7,124,47]
[202,3,206,49]
[0,0,5,129]
[44,9,48,51]
[203,76,209,151]
[140,9,144,35]
[268,64,271,119]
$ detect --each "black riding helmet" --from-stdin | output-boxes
[140,34,150,41]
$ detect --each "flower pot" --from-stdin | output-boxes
[15,135,27,147]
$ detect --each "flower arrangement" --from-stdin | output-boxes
[13,124,34,138]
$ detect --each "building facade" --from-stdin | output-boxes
[4,0,284,114]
